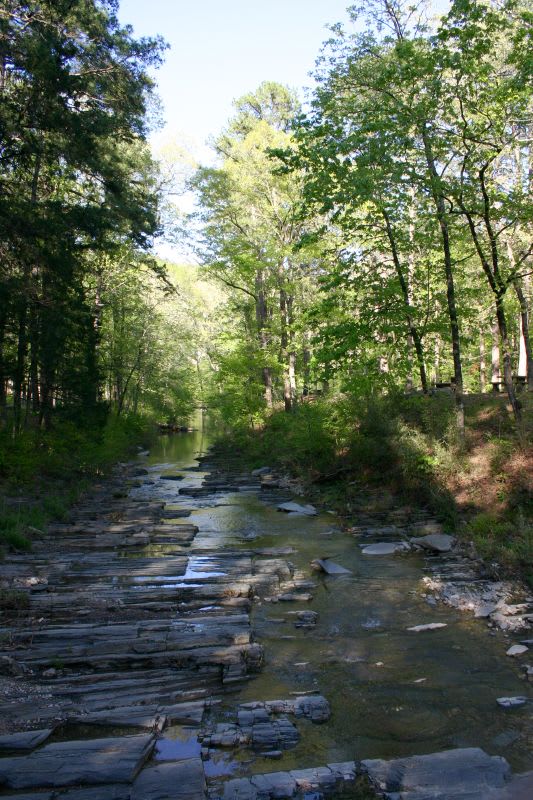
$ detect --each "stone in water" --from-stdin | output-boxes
[506,644,528,657]
[497,696,527,708]
[278,502,317,516]
[310,559,351,575]
[362,542,409,556]
[407,623,447,633]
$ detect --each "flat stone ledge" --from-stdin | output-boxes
[131,758,206,800]
[0,734,154,790]
[361,747,510,799]
[0,729,53,752]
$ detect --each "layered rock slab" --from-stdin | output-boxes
[218,761,356,799]
[0,734,154,790]
[131,758,206,800]
[362,747,510,799]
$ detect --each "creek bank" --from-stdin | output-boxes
[256,465,533,667]
[0,435,531,798]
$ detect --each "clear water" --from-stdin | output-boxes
[136,416,533,775]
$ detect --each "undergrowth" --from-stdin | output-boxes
[216,391,532,585]
[0,413,152,552]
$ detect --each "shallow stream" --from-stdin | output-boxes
[131,421,532,779]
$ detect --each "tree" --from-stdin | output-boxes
[0,0,166,430]
[192,82,324,414]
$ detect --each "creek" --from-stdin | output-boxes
[137,422,532,778]
[0,417,531,799]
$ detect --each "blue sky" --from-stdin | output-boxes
[118,1,451,153]
[117,0,450,257]
[118,0,359,150]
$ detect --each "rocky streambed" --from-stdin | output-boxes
[0,427,532,799]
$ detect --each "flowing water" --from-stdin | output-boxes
[132,419,532,781]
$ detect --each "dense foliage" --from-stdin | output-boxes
[0,0,193,432]
[194,0,532,444]
[0,1,531,571]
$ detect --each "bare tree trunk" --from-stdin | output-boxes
[13,298,28,434]
[0,297,7,421]
[433,337,441,385]
[495,296,521,420]
[287,295,297,408]
[458,176,522,426]
[15,150,42,432]
[29,314,40,413]
[405,335,413,392]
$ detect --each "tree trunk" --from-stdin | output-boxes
[433,337,441,385]
[0,297,7,421]
[382,209,428,393]
[287,294,297,408]
[479,330,486,393]
[459,187,521,425]
[38,365,55,429]
[421,130,465,437]
[279,283,293,412]
[495,295,522,422]
[13,298,28,434]
[512,276,533,391]
[303,332,311,397]
[491,318,501,392]
[29,311,40,413]
[255,269,272,408]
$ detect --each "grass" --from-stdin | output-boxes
[0,412,153,552]
[0,588,30,611]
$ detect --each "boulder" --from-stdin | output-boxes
[0,735,155,790]
[0,729,52,752]
[131,759,206,800]
[497,696,528,708]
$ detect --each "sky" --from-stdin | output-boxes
[116,0,450,258]
[117,0,357,155]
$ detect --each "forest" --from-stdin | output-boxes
[0,0,532,565]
